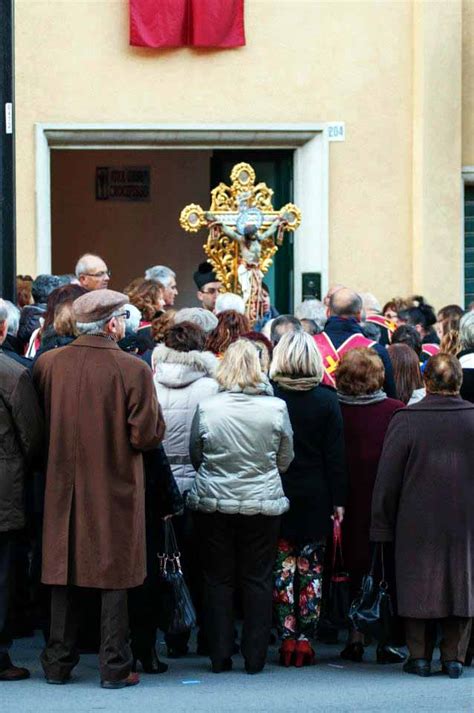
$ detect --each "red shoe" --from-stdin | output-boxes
[101,672,140,689]
[294,640,315,667]
[279,639,296,667]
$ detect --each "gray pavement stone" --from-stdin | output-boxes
[1,634,472,713]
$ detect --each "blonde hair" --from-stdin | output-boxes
[270,330,323,382]
[216,339,263,391]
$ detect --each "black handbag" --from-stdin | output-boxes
[157,520,196,635]
[326,519,352,629]
[348,543,394,643]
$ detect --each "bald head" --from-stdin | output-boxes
[329,288,363,318]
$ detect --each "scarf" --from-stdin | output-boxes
[272,374,321,392]
[337,389,387,405]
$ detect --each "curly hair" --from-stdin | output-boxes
[205,310,250,355]
[150,310,175,343]
[335,347,385,396]
[129,279,165,322]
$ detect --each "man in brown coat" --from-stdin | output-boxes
[0,303,43,681]
[371,353,474,679]
[33,289,165,688]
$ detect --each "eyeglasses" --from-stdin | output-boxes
[201,288,219,295]
[115,310,130,320]
[82,270,111,278]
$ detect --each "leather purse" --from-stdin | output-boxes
[348,543,394,643]
[157,520,196,635]
[326,519,352,629]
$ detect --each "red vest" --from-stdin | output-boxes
[421,343,440,358]
[365,314,397,335]
[313,332,376,387]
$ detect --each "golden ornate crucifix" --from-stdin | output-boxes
[179,162,301,324]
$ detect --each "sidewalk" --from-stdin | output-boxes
[2,633,472,713]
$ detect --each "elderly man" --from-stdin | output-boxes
[193,261,221,312]
[314,288,396,397]
[0,304,43,681]
[145,265,178,307]
[33,290,165,689]
[75,254,110,290]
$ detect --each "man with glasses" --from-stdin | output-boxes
[75,253,111,291]
[33,289,165,689]
[193,261,222,312]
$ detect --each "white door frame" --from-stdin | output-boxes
[36,123,331,305]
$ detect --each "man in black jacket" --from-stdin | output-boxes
[321,288,396,398]
[0,305,43,681]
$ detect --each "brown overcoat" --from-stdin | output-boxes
[33,336,165,589]
[370,394,474,618]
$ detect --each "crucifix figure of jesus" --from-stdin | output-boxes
[180,162,301,325]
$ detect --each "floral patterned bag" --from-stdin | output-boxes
[326,519,351,629]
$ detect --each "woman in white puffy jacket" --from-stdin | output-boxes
[152,320,219,658]
[152,321,219,494]
[188,339,294,675]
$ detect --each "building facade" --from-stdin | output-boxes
[14,0,474,309]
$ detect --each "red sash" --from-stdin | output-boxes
[313,332,376,387]
[366,314,397,334]
[421,343,440,358]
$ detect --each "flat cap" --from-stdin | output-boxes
[72,289,128,324]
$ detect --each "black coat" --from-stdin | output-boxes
[272,382,347,541]
[17,304,46,347]
[371,395,474,618]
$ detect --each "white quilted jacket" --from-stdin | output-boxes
[152,344,219,494]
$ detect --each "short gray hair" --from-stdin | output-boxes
[270,330,323,382]
[360,292,382,314]
[0,300,9,324]
[76,308,124,335]
[145,265,175,287]
[215,293,245,315]
[2,300,20,336]
[124,304,141,334]
[175,307,218,334]
[295,299,327,331]
[460,311,474,350]
[75,253,105,278]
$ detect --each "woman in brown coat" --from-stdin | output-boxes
[371,353,474,679]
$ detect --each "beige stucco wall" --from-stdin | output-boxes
[14,0,471,306]
[462,0,474,166]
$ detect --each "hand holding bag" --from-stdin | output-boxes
[348,543,394,643]
[326,518,351,629]
[157,520,196,635]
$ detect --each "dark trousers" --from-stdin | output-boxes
[0,534,13,667]
[41,586,132,682]
[195,512,280,669]
[404,617,472,663]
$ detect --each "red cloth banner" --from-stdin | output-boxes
[130,0,245,49]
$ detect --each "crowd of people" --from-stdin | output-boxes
[0,252,473,688]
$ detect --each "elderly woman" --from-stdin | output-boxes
[371,354,474,678]
[335,348,406,664]
[188,339,294,674]
[458,311,474,402]
[270,331,346,667]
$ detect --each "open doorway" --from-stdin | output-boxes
[50,148,294,311]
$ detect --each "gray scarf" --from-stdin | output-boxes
[337,389,387,405]
[272,374,321,392]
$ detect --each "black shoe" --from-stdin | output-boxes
[464,650,472,667]
[211,658,232,673]
[245,661,264,675]
[441,661,463,679]
[340,642,364,662]
[45,674,71,685]
[133,647,168,674]
[376,645,407,665]
[166,645,188,659]
[403,658,431,677]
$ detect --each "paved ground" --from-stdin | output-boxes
[3,633,473,713]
